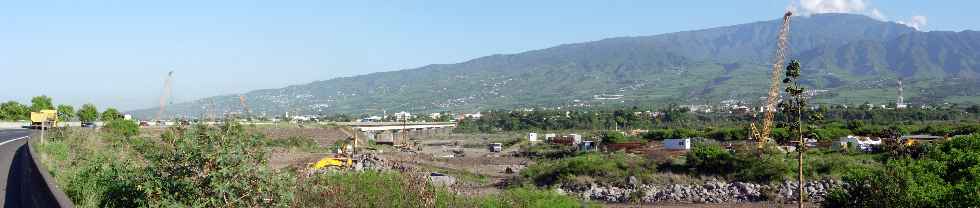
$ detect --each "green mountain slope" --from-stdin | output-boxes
[130,14,979,119]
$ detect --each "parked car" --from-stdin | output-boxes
[488,143,503,152]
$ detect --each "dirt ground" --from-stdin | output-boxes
[258,127,805,207]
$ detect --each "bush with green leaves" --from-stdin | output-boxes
[823,134,980,208]
[137,123,294,207]
[100,108,123,121]
[602,131,642,144]
[0,101,30,120]
[486,187,597,208]
[102,120,139,137]
[685,143,738,175]
[683,144,871,183]
[296,171,596,208]
[36,123,296,207]
[64,152,146,207]
[520,152,657,186]
[76,104,99,123]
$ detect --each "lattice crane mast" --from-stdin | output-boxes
[751,11,793,149]
[155,71,174,121]
[239,95,251,120]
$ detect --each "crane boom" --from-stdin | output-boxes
[752,11,793,148]
[155,71,174,121]
[239,95,251,119]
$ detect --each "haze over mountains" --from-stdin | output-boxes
[131,13,980,119]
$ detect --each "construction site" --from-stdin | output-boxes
[3,1,980,206]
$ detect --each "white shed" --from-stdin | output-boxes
[663,138,691,150]
[528,133,539,143]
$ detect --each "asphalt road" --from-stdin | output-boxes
[0,129,30,144]
[0,129,71,208]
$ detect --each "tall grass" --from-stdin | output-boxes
[295,171,595,208]
[34,125,594,208]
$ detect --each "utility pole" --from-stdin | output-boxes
[40,120,45,144]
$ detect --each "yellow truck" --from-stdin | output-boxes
[30,109,58,129]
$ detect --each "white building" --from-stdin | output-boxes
[463,112,482,119]
[394,111,412,121]
[428,112,442,120]
[528,133,539,143]
[663,138,692,150]
[834,135,882,152]
[291,115,314,122]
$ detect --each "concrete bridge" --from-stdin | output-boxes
[322,122,456,145]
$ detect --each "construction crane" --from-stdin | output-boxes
[239,95,251,120]
[155,71,174,121]
[751,11,793,149]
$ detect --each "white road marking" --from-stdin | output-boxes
[0,136,28,147]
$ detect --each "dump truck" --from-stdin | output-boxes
[30,109,58,129]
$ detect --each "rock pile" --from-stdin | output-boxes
[557,179,842,204]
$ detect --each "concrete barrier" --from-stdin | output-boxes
[0,122,28,129]
[0,132,73,207]
[0,121,105,129]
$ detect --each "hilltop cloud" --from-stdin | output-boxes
[790,0,927,30]
[797,0,869,14]
[897,15,928,30]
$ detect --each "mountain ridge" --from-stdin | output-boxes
[130,13,980,119]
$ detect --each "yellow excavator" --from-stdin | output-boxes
[310,127,360,171]
[311,143,355,170]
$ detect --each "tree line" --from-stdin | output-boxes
[455,104,980,141]
[0,95,124,122]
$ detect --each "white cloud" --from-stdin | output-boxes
[797,0,869,14]
[869,8,886,20]
[789,0,927,31]
[897,15,928,30]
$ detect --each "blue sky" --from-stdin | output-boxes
[0,0,974,110]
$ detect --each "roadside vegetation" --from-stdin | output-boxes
[32,122,592,208]
[823,134,980,207]
[296,171,595,208]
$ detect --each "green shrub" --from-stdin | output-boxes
[686,143,737,175]
[295,171,452,207]
[523,143,579,159]
[642,128,704,140]
[824,134,980,207]
[103,120,139,137]
[520,152,656,186]
[64,154,145,207]
[137,123,294,207]
[296,171,594,208]
[705,127,747,141]
[602,131,635,144]
[33,128,145,208]
[732,151,790,183]
[487,187,597,208]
